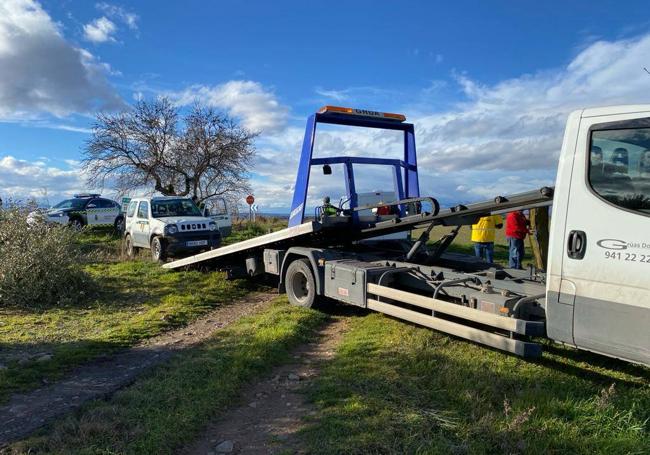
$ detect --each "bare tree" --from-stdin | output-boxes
[83,97,257,203]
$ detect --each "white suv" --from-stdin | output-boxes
[124,197,221,262]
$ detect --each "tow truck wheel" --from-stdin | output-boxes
[124,234,138,259]
[151,236,167,263]
[285,258,317,308]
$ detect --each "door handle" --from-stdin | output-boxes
[567,230,587,259]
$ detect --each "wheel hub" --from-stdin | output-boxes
[290,271,309,302]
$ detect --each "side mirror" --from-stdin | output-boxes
[323,164,332,175]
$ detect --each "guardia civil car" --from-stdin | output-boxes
[28,194,124,231]
[124,196,221,262]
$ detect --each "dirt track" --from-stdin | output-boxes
[183,316,350,455]
[0,292,277,447]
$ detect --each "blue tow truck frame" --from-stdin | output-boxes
[288,106,420,227]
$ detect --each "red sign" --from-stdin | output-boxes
[246,195,255,205]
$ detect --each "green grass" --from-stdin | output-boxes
[9,297,327,455]
[0,259,255,402]
[223,217,288,245]
[300,313,650,454]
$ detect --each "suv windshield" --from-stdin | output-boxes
[52,199,87,210]
[151,199,202,218]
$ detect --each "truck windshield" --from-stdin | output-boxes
[53,199,86,210]
[151,199,202,218]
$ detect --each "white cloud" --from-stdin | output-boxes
[0,155,89,203]
[170,81,289,133]
[314,86,402,107]
[415,34,650,175]
[83,16,116,43]
[0,0,123,119]
[96,3,139,30]
[314,88,348,101]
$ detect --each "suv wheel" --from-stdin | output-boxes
[151,236,167,263]
[69,218,83,231]
[114,216,125,234]
[124,234,138,259]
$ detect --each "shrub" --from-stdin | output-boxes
[0,208,89,308]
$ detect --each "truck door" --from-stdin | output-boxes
[133,201,151,247]
[563,112,650,365]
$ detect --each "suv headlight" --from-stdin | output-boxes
[209,221,217,231]
[165,224,178,235]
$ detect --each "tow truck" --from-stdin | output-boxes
[165,105,650,367]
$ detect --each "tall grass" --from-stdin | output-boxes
[0,208,90,308]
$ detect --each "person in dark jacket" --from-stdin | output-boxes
[505,210,529,269]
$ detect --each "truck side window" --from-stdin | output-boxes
[126,201,137,218]
[589,127,650,215]
[137,201,149,219]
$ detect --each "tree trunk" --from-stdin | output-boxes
[527,208,550,270]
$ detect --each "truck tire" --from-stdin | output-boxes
[151,236,167,263]
[124,234,138,259]
[285,258,317,308]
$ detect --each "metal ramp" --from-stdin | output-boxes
[163,221,322,269]
[163,187,553,270]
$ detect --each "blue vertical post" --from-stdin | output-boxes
[392,164,406,216]
[343,160,358,225]
[288,115,317,227]
[404,125,420,198]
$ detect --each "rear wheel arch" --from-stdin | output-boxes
[279,249,324,296]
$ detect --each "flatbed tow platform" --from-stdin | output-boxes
[164,187,554,271]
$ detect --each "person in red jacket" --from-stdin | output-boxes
[505,210,529,269]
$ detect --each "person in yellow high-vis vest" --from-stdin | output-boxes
[471,215,503,263]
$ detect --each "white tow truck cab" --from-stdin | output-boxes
[545,105,650,365]
[124,196,221,262]
[164,105,650,367]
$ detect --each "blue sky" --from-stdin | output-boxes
[1,0,650,211]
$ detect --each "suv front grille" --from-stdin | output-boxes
[179,222,208,232]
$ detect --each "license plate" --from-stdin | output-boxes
[186,240,208,247]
